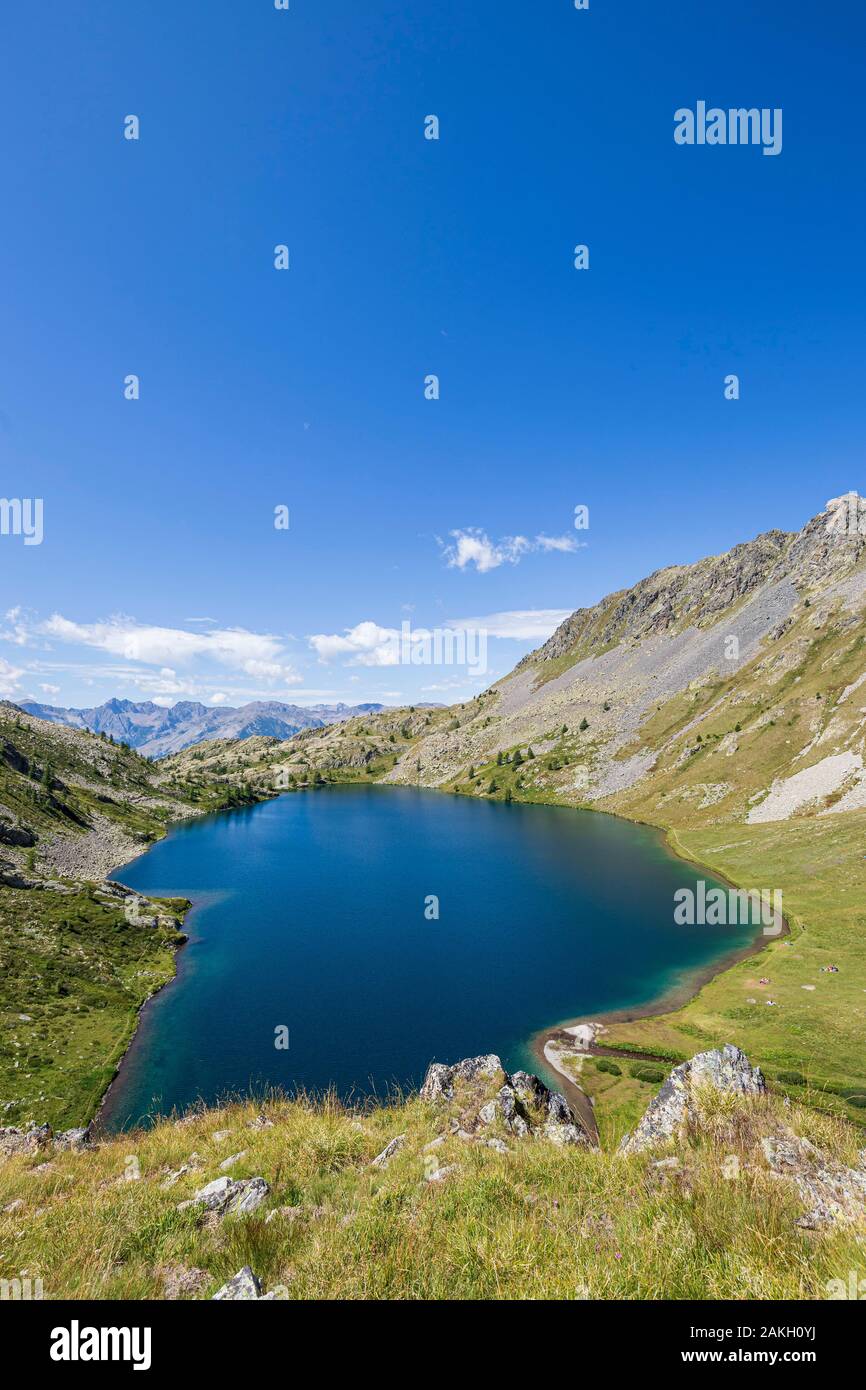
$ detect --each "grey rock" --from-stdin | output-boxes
[0,816,36,848]
[212,1266,263,1301]
[544,1091,587,1147]
[370,1134,406,1169]
[426,1164,458,1183]
[0,1123,53,1158]
[185,1175,269,1218]
[420,1054,591,1147]
[497,1086,530,1138]
[420,1054,505,1102]
[761,1133,866,1229]
[53,1126,91,1152]
[620,1046,766,1155]
[219,1150,247,1171]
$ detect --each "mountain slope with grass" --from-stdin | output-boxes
[0,704,264,1129]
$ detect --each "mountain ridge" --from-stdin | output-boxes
[18,697,388,758]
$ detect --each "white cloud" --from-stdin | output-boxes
[39,683,61,697]
[309,621,401,667]
[440,528,582,572]
[1,607,32,646]
[535,534,583,554]
[39,614,300,685]
[440,529,531,573]
[308,608,571,672]
[446,609,571,640]
[0,657,24,698]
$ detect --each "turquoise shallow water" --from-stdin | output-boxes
[100,786,756,1130]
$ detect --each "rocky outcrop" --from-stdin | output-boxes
[53,1126,91,1152]
[0,813,36,848]
[619,1045,766,1154]
[0,1123,91,1158]
[0,1123,53,1158]
[421,1054,590,1147]
[761,1133,866,1230]
[0,858,72,892]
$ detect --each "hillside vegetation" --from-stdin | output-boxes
[0,705,262,1129]
[1,1048,864,1301]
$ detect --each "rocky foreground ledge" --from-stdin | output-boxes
[2,1045,865,1300]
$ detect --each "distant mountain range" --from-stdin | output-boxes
[18,697,387,759]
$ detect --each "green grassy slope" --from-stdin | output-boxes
[0,706,264,1129]
[0,886,187,1129]
[1,1087,862,1301]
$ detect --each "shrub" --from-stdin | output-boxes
[595,1058,622,1077]
[630,1063,664,1084]
[777,1071,806,1086]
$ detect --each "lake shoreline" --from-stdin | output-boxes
[529,816,790,1093]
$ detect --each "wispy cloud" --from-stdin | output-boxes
[309,608,571,667]
[446,609,571,640]
[439,528,583,572]
[39,614,299,684]
[0,656,24,698]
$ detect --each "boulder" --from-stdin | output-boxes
[212,1266,263,1301]
[218,1150,247,1171]
[183,1175,269,1218]
[619,1045,766,1155]
[124,895,159,928]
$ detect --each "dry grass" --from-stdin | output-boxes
[2,1088,863,1301]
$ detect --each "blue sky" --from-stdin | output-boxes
[1,1,863,710]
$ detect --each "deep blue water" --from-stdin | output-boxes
[100,786,756,1130]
